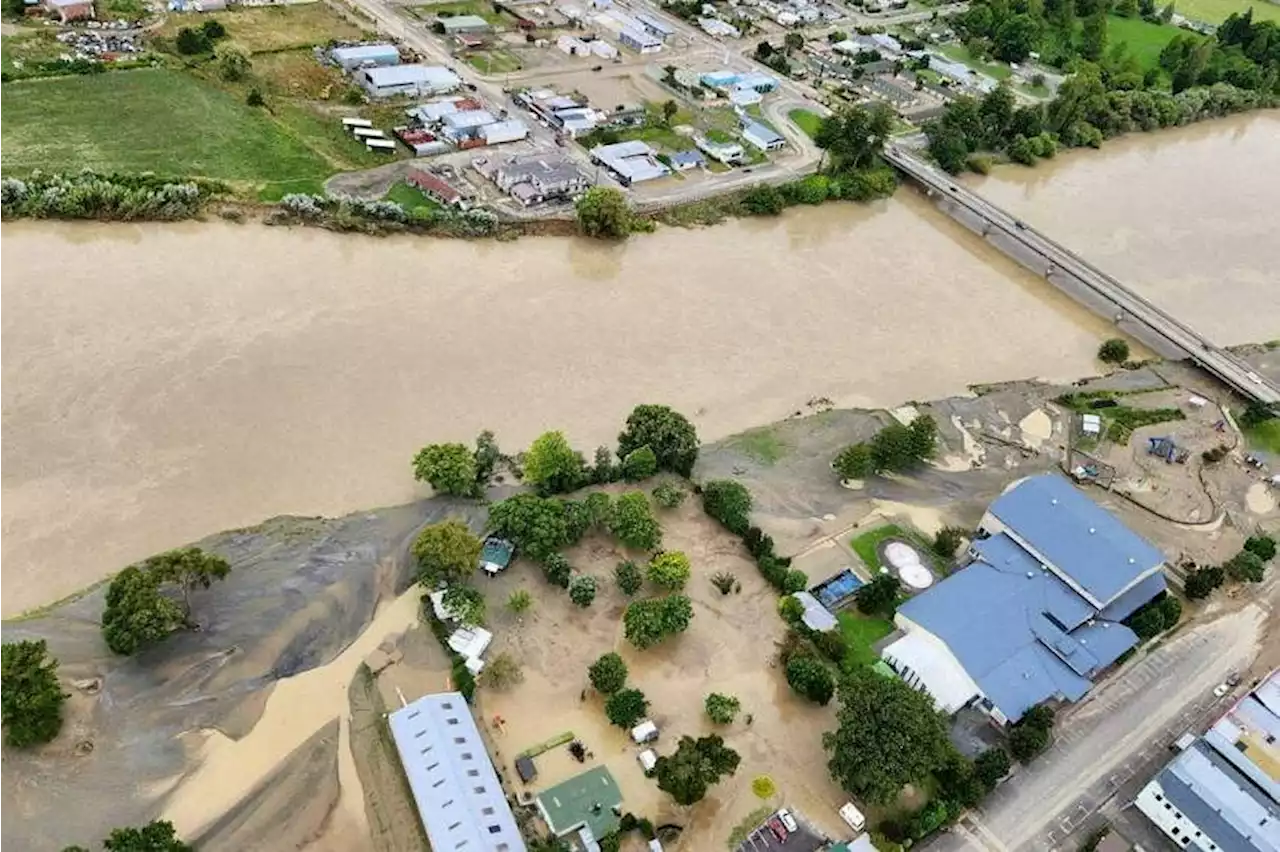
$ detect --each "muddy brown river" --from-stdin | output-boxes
[3,112,1277,616]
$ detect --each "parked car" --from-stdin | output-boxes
[767,817,788,842]
[777,808,798,833]
[592,64,603,71]
[1214,683,1231,698]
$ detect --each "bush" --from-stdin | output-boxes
[1097,338,1130,364]
[743,526,774,559]
[1009,704,1054,761]
[246,87,265,107]
[701,480,752,534]
[605,688,649,728]
[648,551,691,591]
[742,185,786,215]
[812,629,848,663]
[1202,445,1229,464]
[609,492,662,551]
[974,747,1011,790]
[705,692,741,724]
[781,569,809,594]
[966,153,993,174]
[778,595,806,624]
[1244,535,1277,562]
[1184,565,1225,599]
[2,640,67,747]
[589,652,628,694]
[543,553,572,588]
[1224,550,1266,582]
[576,186,636,238]
[785,655,835,705]
[856,573,901,616]
[933,526,967,557]
[652,482,686,509]
[507,589,533,613]
[201,18,227,39]
[621,446,658,481]
[615,560,644,595]
[481,652,524,689]
[617,404,700,476]
[624,595,694,649]
[757,554,791,590]
[1,172,212,222]
[711,571,736,595]
[569,575,598,607]
[834,442,874,479]
[175,26,211,54]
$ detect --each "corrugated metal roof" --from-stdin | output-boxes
[988,475,1166,606]
[332,43,399,60]
[1098,571,1169,622]
[1161,740,1280,852]
[364,64,460,88]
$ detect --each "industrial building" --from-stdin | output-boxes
[438,13,493,34]
[741,119,785,151]
[330,42,400,71]
[882,474,1169,724]
[388,692,526,852]
[633,11,675,39]
[359,64,461,98]
[619,26,662,53]
[590,140,670,185]
[1134,670,1280,852]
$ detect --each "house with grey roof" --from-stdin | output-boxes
[1134,669,1280,852]
[388,692,526,852]
[882,474,1168,724]
[589,140,670,185]
[438,13,492,34]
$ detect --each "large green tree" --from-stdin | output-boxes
[623,595,693,649]
[654,734,742,806]
[823,668,951,804]
[993,13,1040,62]
[523,431,587,495]
[1,639,67,747]
[814,102,894,174]
[605,687,649,728]
[834,443,875,479]
[412,443,479,496]
[487,494,569,562]
[569,575,598,607]
[856,573,902,616]
[785,656,836,705]
[608,492,662,551]
[102,820,193,852]
[412,520,482,586]
[617,404,700,477]
[575,187,634,239]
[700,480,752,534]
[102,566,185,656]
[589,652,629,694]
[143,547,231,620]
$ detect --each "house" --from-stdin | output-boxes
[359,65,461,98]
[728,86,762,106]
[695,135,745,164]
[590,140,670,185]
[669,149,705,171]
[536,766,624,843]
[481,119,528,145]
[44,0,94,22]
[1134,669,1280,852]
[488,154,590,205]
[407,169,466,207]
[700,69,740,88]
[388,692,527,852]
[191,0,225,11]
[455,32,488,49]
[741,119,785,151]
[331,43,400,71]
[735,71,778,92]
[882,475,1169,724]
[438,13,492,33]
[698,16,740,37]
[633,11,675,39]
[619,26,662,53]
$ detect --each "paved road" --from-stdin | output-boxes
[924,600,1269,852]
[885,146,1280,406]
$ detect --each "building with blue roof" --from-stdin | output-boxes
[1135,669,1280,852]
[882,475,1168,724]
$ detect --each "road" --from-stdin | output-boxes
[924,599,1270,852]
[885,146,1280,406]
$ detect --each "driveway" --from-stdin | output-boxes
[738,810,829,852]
[924,600,1268,852]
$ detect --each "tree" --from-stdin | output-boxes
[661,99,679,125]
[975,747,1012,790]
[1081,8,1108,61]
[621,446,658,481]
[524,431,586,494]
[543,553,572,588]
[908,415,938,461]
[2,640,66,747]
[605,687,649,728]
[784,31,805,53]
[246,87,266,107]
[778,595,806,624]
[782,569,809,594]
[752,775,777,799]
[102,821,193,852]
[701,480,752,534]
[1008,133,1037,165]
[589,652,629,694]
[652,482,686,509]
[609,492,662,551]
[175,27,211,55]
[755,40,775,59]
[488,494,569,562]
[591,445,618,483]
[142,547,231,620]
[102,566,185,656]
[871,423,925,472]
[742,185,786,215]
[1244,535,1277,562]
[856,573,901,616]
[1224,550,1266,582]
[935,749,985,808]
[569,574,598,607]
[615,560,644,595]
[785,656,836,705]
[412,443,478,496]
[201,18,226,39]
[1009,717,1053,761]
[705,692,741,724]
[474,429,502,484]
[1116,0,1139,15]
[481,651,524,689]
[216,45,251,81]
[413,520,481,586]
[1097,338,1130,363]
[442,585,486,625]
[834,443,875,479]
[576,187,633,239]
[647,551,691,591]
[993,13,1041,62]
[655,734,741,805]
[813,102,894,175]
[617,405,700,476]
[1184,565,1224,599]
[624,595,693,649]
[926,120,971,174]
[933,526,967,557]
[507,589,533,614]
[823,668,951,804]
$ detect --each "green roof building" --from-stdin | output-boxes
[535,766,623,842]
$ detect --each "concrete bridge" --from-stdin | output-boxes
[885,145,1280,407]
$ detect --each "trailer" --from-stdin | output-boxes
[342,117,374,130]
[365,138,398,153]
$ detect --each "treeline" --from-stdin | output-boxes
[275,192,503,238]
[1160,9,1280,93]
[1,172,224,221]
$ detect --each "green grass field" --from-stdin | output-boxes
[939,42,1013,80]
[850,524,938,573]
[1244,418,1280,454]
[838,611,896,669]
[1105,15,1185,70]
[724,425,789,465]
[789,109,823,139]
[412,0,515,26]
[1175,0,1280,23]
[1,69,333,186]
[384,181,443,211]
[463,49,522,74]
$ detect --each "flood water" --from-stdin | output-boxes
[3,111,1277,615]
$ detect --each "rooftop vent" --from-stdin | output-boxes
[1128,557,1136,564]
[1026,572,1035,578]
[1051,498,1058,505]
[1089,527,1096,534]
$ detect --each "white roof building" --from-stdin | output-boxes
[360,64,461,98]
[590,140,670,184]
[388,693,527,852]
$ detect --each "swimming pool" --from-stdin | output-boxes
[813,569,864,609]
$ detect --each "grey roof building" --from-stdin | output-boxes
[439,13,493,33]
[1135,670,1280,852]
[589,140,670,185]
[883,475,1168,723]
[388,692,527,852]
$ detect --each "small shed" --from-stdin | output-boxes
[792,591,838,632]
[516,755,538,782]
[1081,413,1102,435]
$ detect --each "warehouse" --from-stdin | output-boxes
[359,64,461,98]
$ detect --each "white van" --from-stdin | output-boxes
[637,748,658,773]
[631,720,659,744]
[839,802,866,833]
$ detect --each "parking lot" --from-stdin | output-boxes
[737,810,829,852]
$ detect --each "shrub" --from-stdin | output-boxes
[507,589,533,613]
[621,446,658,481]
[1,640,67,747]
[834,442,874,479]
[543,553,572,588]
[609,492,662,551]
[201,18,227,39]
[569,575,598,607]
[705,692,741,724]
[781,569,809,594]
[1009,704,1054,761]
[933,526,967,557]
[778,595,806,624]
[615,560,644,596]
[246,87,265,107]
[701,480,752,534]
[1184,565,1225,599]
[757,554,790,590]
[652,482,686,509]
[452,658,476,702]
[617,404,699,476]
[648,551,692,591]
[974,747,1012,790]
[743,527,774,559]
[752,775,777,799]
[742,185,786,215]
[1097,338,1130,364]
[1244,535,1277,562]
[1202,445,1229,464]
[624,595,693,649]
[589,652,628,694]
[481,652,524,689]
[856,573,901,616]
[812,629,848,663]
[710,571,736,595]
[1224,550,1266,583]
[605,688,649,728]
[175,26,211,54]
[785,655,835,705]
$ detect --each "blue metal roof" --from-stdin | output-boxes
[741,119,783,144]
[988,475,1166,606]
[1098,570,1168,622]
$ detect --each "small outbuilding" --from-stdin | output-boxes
[791,591,838,632]
[44,0,94,22]
[331,43,401,71]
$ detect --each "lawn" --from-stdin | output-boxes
[1,31,68,74]
[850,524,938,573]
[838,611,896,670]
[155,3,368,54]
[464,49,522,74]
[384,181,443,211]
[1175,0,1280,24]
[100,0,147,20]
[1244,418,1280,454]
[1,68,334,186]
[413,0,515,26]
[724,426,788,465]
[938,42,1012,80]
[1105,15,1184,70]
[788,108,823,139]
